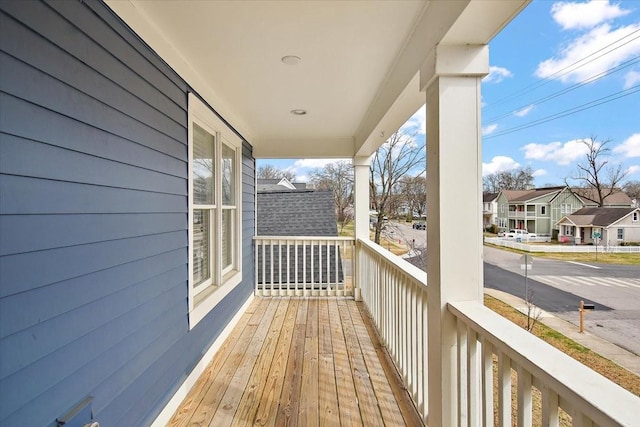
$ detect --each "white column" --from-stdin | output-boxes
[353,156,371,301]
[424,44,488,427]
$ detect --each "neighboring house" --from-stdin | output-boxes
[495,186,568,235]
[256,177,307,192]
[257,189,338,236]
[482,192,498,229]
[571,187,633,208]
[557,207,640,246]
[494,186,632,238]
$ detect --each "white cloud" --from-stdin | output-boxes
[514,105,534,117]
[627,165,640,175]
[483,66,513,84]
[522,139,592,165]
[482,156,520,176]
[401,105,426,135]
[535,23,640,83]
[532,169,548,177]
[624,70,640,89]
[614,133,640,157]
[550,0,630,30]
[482,124,498,136]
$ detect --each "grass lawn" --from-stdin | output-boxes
[485,294,640,397]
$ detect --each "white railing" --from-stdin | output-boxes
[486,237,640,253]
[253,236,354,297]
[449,300,640,426]
[356,238,429,420]
[355,237,640,425]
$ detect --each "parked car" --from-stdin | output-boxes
[413,222,426,230]
[505,229,537,239]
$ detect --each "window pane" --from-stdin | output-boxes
[222,209,234,270]
[222,143,235,206]
[193,209,211,286]
[193,123,214,205]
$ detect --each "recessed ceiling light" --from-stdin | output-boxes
[290,109,307,116]
[282,55,301,65]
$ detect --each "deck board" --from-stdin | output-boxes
[168,297,424,426]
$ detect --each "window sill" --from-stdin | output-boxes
[189,270,242,329]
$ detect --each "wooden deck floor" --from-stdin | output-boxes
[168,297,424,426]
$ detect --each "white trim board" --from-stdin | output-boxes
[150,293,254,427]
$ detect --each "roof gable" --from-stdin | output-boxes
[561,207,637,227]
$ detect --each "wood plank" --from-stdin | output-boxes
[167,299,260,427]
[210,299,280,426]
[231,299,290,426]
[355,301,425,426]
[348,301,407,426]
[275,300,308,427]
[337,299,384,427]
[329,299,363,427]
[182,299,270,427]
[298,300,319,425]
[253,299,300,427]
[318,300,340,426]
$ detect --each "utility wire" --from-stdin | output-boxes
[484,28,640,110]
[484,84,640,139]
[485,55,640,122]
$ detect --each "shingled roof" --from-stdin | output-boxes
[501,186,565,202]
[560,207,637,227]
[571,188,633,207]
[257,190,338,236]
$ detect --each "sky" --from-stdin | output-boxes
[258,0,640,187]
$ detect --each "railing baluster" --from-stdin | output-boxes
[541,386,559,427]
[467,326,479,427]
[499,352,511,427]
[481,338,493,427]
[269,239,274,295]
[457,318,468,427]
[285,239,290,296]
[517,365,533,427]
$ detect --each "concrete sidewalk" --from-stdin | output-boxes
[485,288,640,378]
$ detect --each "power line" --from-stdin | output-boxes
[484,28,640,110]
[484,84,640,139]
[485,55,640,122]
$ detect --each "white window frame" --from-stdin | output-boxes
[540,205,546,215]
[188,94,242,329]
[617,228,624,240]
[633,212,639,222]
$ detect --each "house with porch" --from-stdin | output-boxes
[495,186,568,235]
[557,207,640,246]
[482,192,498,230]
[2,1,639,426]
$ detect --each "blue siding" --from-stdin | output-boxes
[0,1,255,426]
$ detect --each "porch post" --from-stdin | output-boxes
[423,44,488,426]
[353,155,371,301]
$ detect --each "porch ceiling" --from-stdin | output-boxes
[105,0,529,158]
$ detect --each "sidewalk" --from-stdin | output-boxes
[485,288,640,378]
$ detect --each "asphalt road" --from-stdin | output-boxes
[484,245,640,355]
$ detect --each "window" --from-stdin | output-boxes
[618,228,624,240]
[633,212,639,222]
[561,203,572,214]
[540,206,546,215]
[188,94,242,328]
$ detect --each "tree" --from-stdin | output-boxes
[623,180,640,207]
[257,163,296,181]
[571,137,627,207]
[396,175,427,218]
[483,166,535,192]
[309,161,354,232]
[370,130,425,244]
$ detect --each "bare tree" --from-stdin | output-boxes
[309,161,354,232]
[396,175,427,218]
[571,137,627,207]
[257,163,296,181]
[623,180,640,207]
[370,130,425,244]
[483,166,535,192]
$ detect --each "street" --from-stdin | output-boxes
[484,245,640,355]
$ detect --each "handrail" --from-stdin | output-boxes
[449,300,640,426]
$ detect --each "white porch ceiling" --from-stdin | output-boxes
[105,1,529,158]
